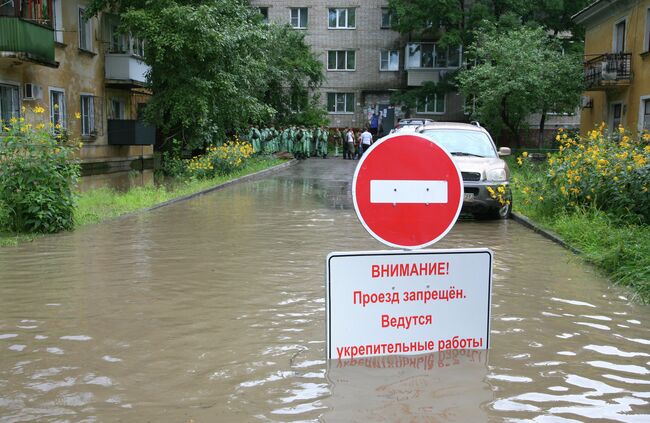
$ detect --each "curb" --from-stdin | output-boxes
[100,159,298,224]
[147,159,298,212]
[511,212,582,255]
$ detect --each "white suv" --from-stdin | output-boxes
[418,122,512,219]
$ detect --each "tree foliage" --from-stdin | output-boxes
[457,26,583,146]
[87,0,324,150]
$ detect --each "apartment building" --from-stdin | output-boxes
[573,0,650,134]
[251,0,466,130]
[0,0,154,175]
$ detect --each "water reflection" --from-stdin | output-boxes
[1,159,650,421]
[324,351,490,422]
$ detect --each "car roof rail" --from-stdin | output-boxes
[470,120,481,127]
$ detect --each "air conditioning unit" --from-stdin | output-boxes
[23,83,43,100]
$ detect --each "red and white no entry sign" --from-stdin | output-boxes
[352,133,463,249]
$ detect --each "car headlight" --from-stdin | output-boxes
[486,168,507,182]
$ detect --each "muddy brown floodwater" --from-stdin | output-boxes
[1,159,650,422]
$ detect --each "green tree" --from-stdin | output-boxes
[87,0,324,150]
[458,25,583,146]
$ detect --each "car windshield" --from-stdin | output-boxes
[421,129,497,158]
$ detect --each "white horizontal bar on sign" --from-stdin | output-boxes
[370,180,448,204]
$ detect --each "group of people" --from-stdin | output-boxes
[332,127,375,160]
[242,125,381,160]
[244,126,329,159]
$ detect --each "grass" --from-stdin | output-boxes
[508,156,650,302]
[0,156,285,247]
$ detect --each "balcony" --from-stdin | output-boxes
[584,53,631,90]
[0,17,57,67]
[107,120,155,146]
[105,54,149,87]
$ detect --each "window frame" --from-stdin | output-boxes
[0,82,21,125]
[290,7,308,29]
[327,92,355,114]
[416,94,446,115]
[379,49,399,71]
[380,7,393,29]
[639,95,650,132]
[609,101,624,130]
[258,7,269,23]
[327,50,356,71]
[80,94,96,136]
[78,6,92,52]
[406,43,462,69]
[110,97,126,120]
[49,87,66,129]
[53,0,63,43]
[328,8,356,29]
[612,17,627,53]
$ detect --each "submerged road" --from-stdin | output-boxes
[1,158,649,422]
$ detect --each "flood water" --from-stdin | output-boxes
[1,159,649,422]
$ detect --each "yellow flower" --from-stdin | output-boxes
[522,151,528,158]
[75,112,81,119]
[538,196,544,201]
[21,106,26,113]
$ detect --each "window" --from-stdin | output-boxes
[406,43,461,68]
[328,8,355,29]
[132,36,145,57]
[0,84,20,124]
[327,93,354,113]
[290,7,307,29]
[380,50,399,71]
[328,50,355,71]
[611,102,623,129]
[417,94,446,114]
[258,7,269,23]
[642,99,650,130]
[53,0,63,43]
[110,98,126,119]
[78,7,92,51]
[381,8,393,28]
[49,89,66,129]
[109,24,127,53]
[614,19,626,53]
[463,95,477,116]
[80,95,95,136]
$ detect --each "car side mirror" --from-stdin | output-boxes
[498,147,511,156]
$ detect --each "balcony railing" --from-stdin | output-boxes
[0,16,55,65]
[584,53,631,89]
[108,120,155,145]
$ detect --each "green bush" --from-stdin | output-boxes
[0,117,80,233]
[514,126,650,224]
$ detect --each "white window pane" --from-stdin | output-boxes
[380,51,388,69]
[328,51,336,69]
[389,51,399,70]
[407,44,421,68]
[348,8,355,27]
[328,9,336,27]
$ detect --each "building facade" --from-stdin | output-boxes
[251,0,466,130]
[0,0,155,175]
[574,0,650,135]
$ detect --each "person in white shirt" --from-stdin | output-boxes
[345,128,355,159]
[359,127,373,156]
